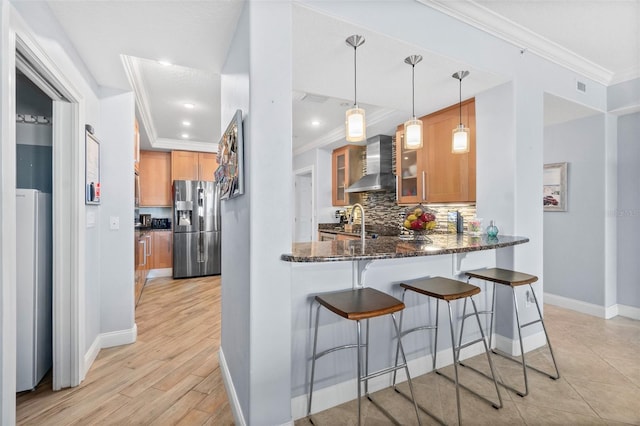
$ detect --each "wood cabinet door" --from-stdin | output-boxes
[331,145,363,206]
[332,147,348,206]
[139,151,172,206]
[395,127,425,204]
[171,150,199,181]
[198,152,218,181]
[423,99,476,203]
[152,231,173,269]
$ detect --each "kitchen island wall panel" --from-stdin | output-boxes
[289,248,500,418]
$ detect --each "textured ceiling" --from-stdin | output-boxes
[42,0,637,153]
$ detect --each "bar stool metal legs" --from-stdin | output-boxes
[394,277,503,426]
[463,268,561,397]
[307,288,421,426]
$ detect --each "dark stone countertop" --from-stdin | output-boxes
[281,234,529,262]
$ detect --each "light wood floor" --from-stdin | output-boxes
[16,275,234,425]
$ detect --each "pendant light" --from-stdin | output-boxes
[345,35,366,142]
[452,70,470,154]
[404,55,423,149]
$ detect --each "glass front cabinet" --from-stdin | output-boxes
[331,145,364,206]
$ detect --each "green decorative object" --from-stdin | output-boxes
[486,220,499,238]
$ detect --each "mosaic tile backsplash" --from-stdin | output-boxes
[333,135,477,233]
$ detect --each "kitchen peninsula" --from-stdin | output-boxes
[282,233,529,419]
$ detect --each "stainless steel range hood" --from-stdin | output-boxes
[346,134,395,193]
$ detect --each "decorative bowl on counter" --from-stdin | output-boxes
[402,204,437,241]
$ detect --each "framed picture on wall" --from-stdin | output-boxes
[215,109,245,200]
[85,128,101,205]
[543,162,567,212]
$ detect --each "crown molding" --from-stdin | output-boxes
[153,138,217,153]
[610,66,640,86]
[418,0,615,85]
[293,108,399,156]
[121,55,158,144]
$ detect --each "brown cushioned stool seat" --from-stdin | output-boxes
[463,268,560,397]
[395,277,502,426]
[307,287,421,425]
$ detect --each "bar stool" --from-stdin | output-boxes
[463,268,560,397]
[307,287,421,425]
[394,277,502,426]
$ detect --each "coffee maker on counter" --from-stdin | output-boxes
[335,209,348,225]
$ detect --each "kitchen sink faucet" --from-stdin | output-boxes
[349,203,366,244]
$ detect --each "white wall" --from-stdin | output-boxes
[0,1,17,422]
[617,112,640,309]
[220,2,294,424]
[220,1,251,421]
[544,114,606,306]
[98,90,135,338]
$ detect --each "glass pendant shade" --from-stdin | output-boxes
[404,117,422,149]
[403,55,423,150]
[345,107,366,142]
[451,70,470,154]
[452,124,470,153]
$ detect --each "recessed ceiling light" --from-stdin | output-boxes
[182,121,191,126]
[181,133,189,139]
[311,120,320,126]
[184,103,195,109]
[158,60,172,67]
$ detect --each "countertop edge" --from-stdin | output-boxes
[281,235,529,263]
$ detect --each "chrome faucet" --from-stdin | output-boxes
[349,203,366,243]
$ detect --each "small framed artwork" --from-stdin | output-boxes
[215,109,245,200]
[543,162,567,212]
[85,128,101,205]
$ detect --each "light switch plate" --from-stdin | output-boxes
[86,211,96,228]
[110,216,120,230]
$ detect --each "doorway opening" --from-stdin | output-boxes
[13,33,84,394]
[294,166,314,242]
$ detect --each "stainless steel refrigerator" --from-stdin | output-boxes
[173,180,221,278]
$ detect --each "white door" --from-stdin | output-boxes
[294,172,313,242]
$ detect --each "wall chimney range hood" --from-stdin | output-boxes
[345,134,395,193]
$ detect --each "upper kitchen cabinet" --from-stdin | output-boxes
[396,98,476,204]
[332,145,364,206]
[171,151,218,182]
[395,128,424,205]
[139,151,172,207]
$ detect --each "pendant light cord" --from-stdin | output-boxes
[412,64,416,118]
[353,45,358,106]
[458,77,462,126]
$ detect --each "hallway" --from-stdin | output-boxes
[16,276,233,424]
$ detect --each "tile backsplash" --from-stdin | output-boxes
[342,134,476,232]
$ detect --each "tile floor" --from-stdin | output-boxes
[298,304,640,425]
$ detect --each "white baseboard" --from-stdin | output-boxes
[82,335,102,380]
[544,292,609,318]
[544,293,640,320]
[219,347,247,426]
[100,324,137,348]
[291,339,489,420]
[617,304,640,320]
[147,268,172,279]
[494,331,546,356]
[82,324,137,379]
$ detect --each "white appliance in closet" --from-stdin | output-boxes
[16,188,52,392]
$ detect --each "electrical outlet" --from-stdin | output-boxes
[110,216,120,230]
[525,290,534,308]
